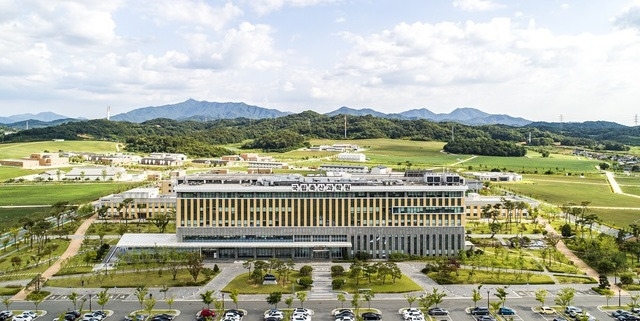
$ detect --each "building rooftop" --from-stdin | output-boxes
[116,233,352,248]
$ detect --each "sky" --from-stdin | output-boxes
[2,0,640,124]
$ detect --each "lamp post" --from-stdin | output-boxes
[89,293,93,312]
[222,293,225,310]
[486,289,490,308]
[618,284,622,307]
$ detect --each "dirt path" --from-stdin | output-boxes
[12,213,98,300]
[605,171,623,194]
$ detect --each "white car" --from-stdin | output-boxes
[540,307,555,315]
[403,309,423,319]
[14,316,33,321]
[265,312,284,320]
[23,311,38,318]
[84,314,102,321]
[404,312,423,320]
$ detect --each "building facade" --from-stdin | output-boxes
[159,173,467,260]
[97,187,176,219]
[319,164,369,173]
[337,153,367,162]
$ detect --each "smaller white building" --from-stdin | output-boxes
[320,164,369,173]
[370,165,392,175]
[66,167,130,181]
[466,172,522,182]
[248,161,288,169]
[149,153,187,161]
[337,153,366,162]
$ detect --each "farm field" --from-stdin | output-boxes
[0,140,119,159]
[497,175,640,208]
[616,176,640,196]
[308,139,464,167]
[0,167,34,180]
[0,183,137,206]
[0,207,52,230]
[463,151,601,174]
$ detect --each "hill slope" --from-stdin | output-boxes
[0,112,70,124]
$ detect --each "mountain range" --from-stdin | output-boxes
[0,99,628,128]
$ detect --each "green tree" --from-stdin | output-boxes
[471,287,483,308]
[28,292,46,313]
[554,287,575,311]
[404,294,417,308]
[200,290,215,309]
[96,289,109,311]
[296,291,308,308]
[534,289,547,308]
[285,296,294,309]
[2,297,12,311]
[337,293,346,308]
[604,290,614,307]
[229,289,239,309]
[628,294,640,310]
[144,298,156,318]
[495,287,508,307]
[267,292,282,309]
[363,290,375,310]
[68,291,78,310]
[165,295,175,311]
[185,252,204,282]
[350,293,361,314]
[134,286,149,310]
[427,287,446,308]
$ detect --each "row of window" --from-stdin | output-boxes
[178,191,464,199]
[182,235,348,243]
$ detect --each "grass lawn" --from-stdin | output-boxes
[463,151,601,174]
[0,239,70,278]
[586,208,640,228]
[427,269,554,285]
[0,286,21,295]
[87,222,177,235]
[0,207,52,231]
[0,167,36,181]
[465,221,544,235]
[0,183,138,206]
[307,139,463,167]
[222,272,307,294]
[334,271,422,293]
[46,269,216,288]
[0,141,119,159]
[465,249,544,271]
[497,175,640,208]
[554,275,596,284]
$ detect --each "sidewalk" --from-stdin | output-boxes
[13,213,99,300]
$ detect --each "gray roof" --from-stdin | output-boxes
[115,233,352,248]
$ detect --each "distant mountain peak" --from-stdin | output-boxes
[0,111,71,124]
[324,106,531,126]
[111,99,291,123]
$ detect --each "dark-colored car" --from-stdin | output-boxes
[428,308,448,316]
[552,318,567,321]
[361,312,382,321]
[471,308,490,316]
[498,308,515,316]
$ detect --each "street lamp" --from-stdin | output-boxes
[618,284,622,307]
[89,293,93,312]
[486,288,490,308]
[222,293,225,310]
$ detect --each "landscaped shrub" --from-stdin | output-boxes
[299,265,313,276]
[331,265,345,277]
[298,276,313,288]
[332,279,346,289]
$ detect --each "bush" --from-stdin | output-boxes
[202,268,216,277]
[354,252,371,261]
[599,274,610,289]
[421,263,438,274]
[299,265,313,276]
[561,224,573,237]
[298,276,313,288]
[332,279,346,289]
[213,264,220,273]
[388,252,410,261]
[331,265,345,277]
[621,273,635,285]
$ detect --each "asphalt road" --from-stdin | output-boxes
[7,295,628,321]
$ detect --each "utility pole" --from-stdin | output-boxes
[635,114,638,126]
[344,115,347,139]
[451,125,455,142]
[528,132,532,144]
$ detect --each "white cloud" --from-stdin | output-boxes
[452,0,505,12]
[148,1,242,31]
[335,17,346,23]
[613,5,640,29]
[249,0,339,15]
[560,3,570,10]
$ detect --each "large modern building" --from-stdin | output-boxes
[115,172,467,260]
[97,187,176,219]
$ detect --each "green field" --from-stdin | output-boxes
[0,167,35,180]
[464,151,600,174]
[427,269,554,285]
[497,175,640,208]
[0,141,119,159]
[0,207,52,230]
[0,183,137,206]
[222,272,306,294]
[46,269,214,288]
[587,208,640,228]
[617,176,640,196]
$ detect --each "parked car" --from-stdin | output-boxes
[14,316,33,321]
[471,307,490,316]
[23,312,38,318]
[498,307,516,316]
[264,311,284,321]
[428,308,448,316]
[553,318,567,321]
[361,312,382,321]
[566,307,583,315]
[226,310,245,317]
[476,316,496,321]
[540,307,556,315]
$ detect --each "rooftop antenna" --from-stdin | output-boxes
[344,114,347,139]
[107,106,111,121]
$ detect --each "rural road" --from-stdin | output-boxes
[605,171,623,194]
